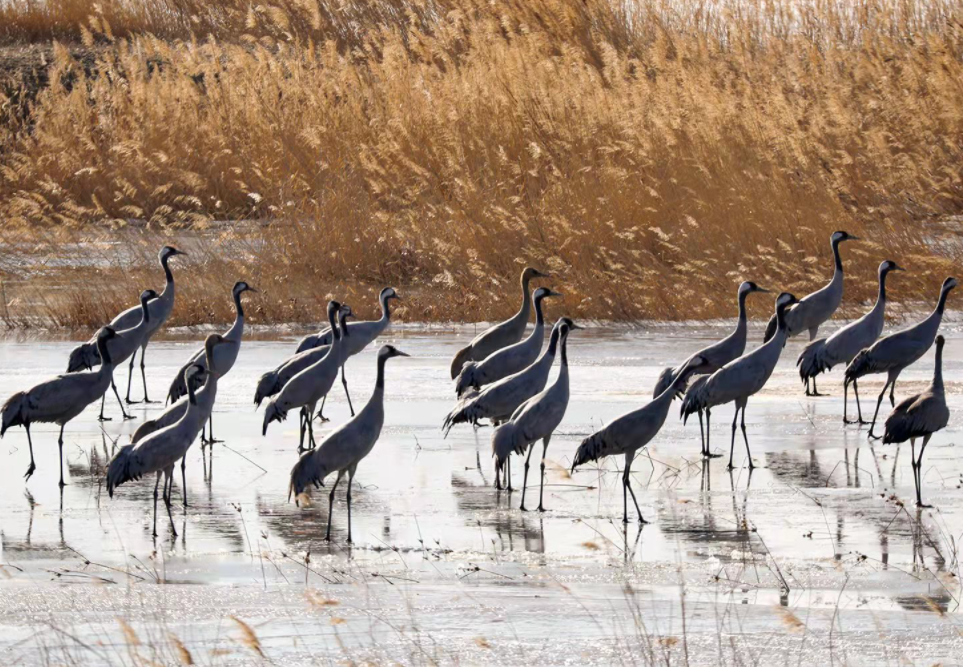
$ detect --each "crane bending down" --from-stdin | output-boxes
[254,301,356,423]
[262,301,351,450]
[845,277,957,439]
[682,292,800,470]
[450,267,549,379]
[3,327,119,487]
[107,363,208,536]
[456,287,560,397]
[883,336,949,508]
[797,261,903,423]
[443,318,571,441]
[68,245,186,403]
[131,334,228,506]
[288,345,410,543]
[166,281,256,442]
[94,289,158,422]
[293,287,400,419]
[572,354,708,523]
[491,319,580,510]
[764,231,858,396]
[657,281,770,457]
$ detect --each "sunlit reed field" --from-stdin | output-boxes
[0,0,962,328]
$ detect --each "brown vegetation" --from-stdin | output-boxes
[1,0,961,328]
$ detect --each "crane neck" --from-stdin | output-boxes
[375,355,390,390]
[161,253,175,286]
[327,308,340,342]
[533,291,547,327]
[546,327,561,357]
[559,330,570,366]
[233,289,245,320]
[96,334,114,369]
[774,302,792,337]
[876,268,889,305]
[736,289,750,324]
[187,374,199,405]
[379,293,392,322]
[933,340,944,391]
[937,285,952,316]
[339,313,350,340]
[140,297,151,325]
[831,237,844,273]
[518,274,534,321]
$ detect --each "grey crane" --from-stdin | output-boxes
[107,363,208,536]
[883,335,949,508]
[132,334,228,506]
[443,317,572,439]
[254,293,377,419]
[571,354,708,523]
[450,267,549,379]
[492,319,581,511]
[682,292,800,470]
[656,281,770,457]
[846,276,957,439]
[455,287,561,397]
[68,245,186,403]
[296,287,399,353]
[95,289,158,422]
[166,282,256,441]
[797,260,903,423]
[262,301,352,450]
[2,326,119,487]
[288,345,410,543]
[763,231,858,396]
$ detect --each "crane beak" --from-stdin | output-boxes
[535,270,551,278]
[756,287,772,293]
[247,286,259,293]
[395,350,411,357]
[549,290,563,298]
[848,235,860,241]
[568,323,584,330]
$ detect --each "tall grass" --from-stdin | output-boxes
[1,0,961,327]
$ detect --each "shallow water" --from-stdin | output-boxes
[1,324,962,665]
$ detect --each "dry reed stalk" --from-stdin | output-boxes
[0,0,961,327]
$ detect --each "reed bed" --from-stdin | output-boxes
[0,0,961,328]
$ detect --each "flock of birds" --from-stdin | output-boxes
[0,235,957,541]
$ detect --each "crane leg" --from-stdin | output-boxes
[698,410,706,456]
[916,434,932,508]
[152,472,161,537]
[57,425,66,488]
[623,451,646,524]
[23,424,36,481]
[111,377,133,420]
[181,456,188,508]
[140,346,155,403]
[315,395,329,423]
[346,466,357,543]
[506,456,513,492]
[307,413,317,449]
[164,470,178,536]
[889,381,896,407]
[494,460,502,490]
[341,365,355,417]
[206,415,220,445]
[739,406,754,469]
[537,436,551,512]
[325,470,345,541]
[125,351,136,403]
[867,380,892,440]
[298,409,307,452]
[520,445,536,511]
[98,391,111,422]
[843,379,851,423]
[727,409,739,471]
[853,379,866,423]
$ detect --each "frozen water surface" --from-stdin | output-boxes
[1,323,962,665]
